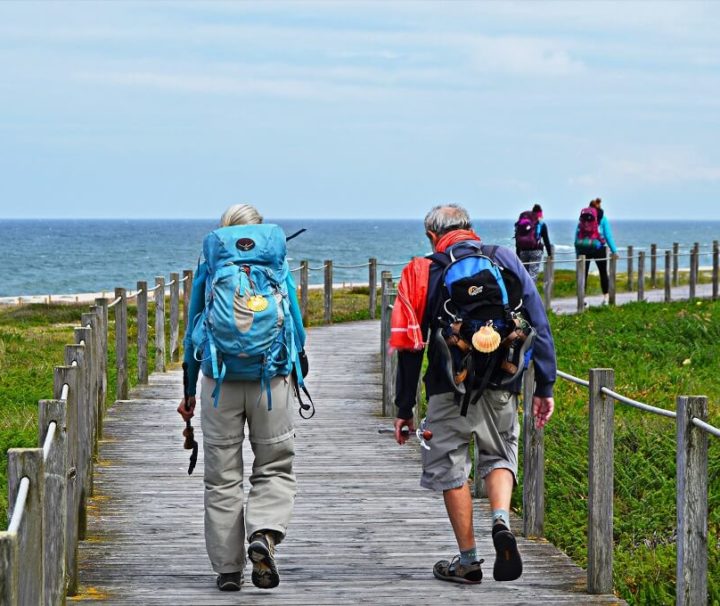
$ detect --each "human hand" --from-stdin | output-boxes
[177,396,196,422]
[533,396,554,429]
[394,417,416,445]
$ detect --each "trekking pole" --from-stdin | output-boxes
[378,422,433,450]
[182,362,199,475]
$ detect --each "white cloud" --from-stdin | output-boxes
[571,147,720,186]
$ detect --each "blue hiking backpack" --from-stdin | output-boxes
[190,223,311,414]
[430,242,536,416]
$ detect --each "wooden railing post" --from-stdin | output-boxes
[74,326,95,520]
[676,395,708,606]
[665,250,672,303]
[576,256,586,312]
[543,246,555,310]
[368,258,378,319]
[154,277,166,372]
[64,344,88,543]
[182,269,193,334]
[299,261,309,325]
[673,242,679,286]
[93,297,109,435]
[137,281,149,384]
[114,287,129,399]
[637,251,645,302]
[650,243,657,288]
[170,272,180,363]
[713,240,719,301]
[53,365,79,594]
[85,306,103,442]
[0,531,18,605]
[608,254,617,306]
[689,249,697,301]
[39,399,68,606]
[323,260,333,325]
[8,448,45,606]
[693,242,700,279]
[380,273,396,416]
[79,312,99,461]
[522,362,544,538]
[626,245,634,291]
[588,368,614,594]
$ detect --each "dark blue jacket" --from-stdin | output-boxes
[394,243,556,420]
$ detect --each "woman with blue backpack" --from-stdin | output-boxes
[177,203,308,592]
[574,198,618,304]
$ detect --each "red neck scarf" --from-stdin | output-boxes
[435,229,481,253]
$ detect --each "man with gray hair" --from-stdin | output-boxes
[391,204,556,584]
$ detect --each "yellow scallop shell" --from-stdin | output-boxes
[471,325,501,353]
[246,295,269,312]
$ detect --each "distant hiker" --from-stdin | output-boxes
[514,203,552,281]
[178,203,308,592]
[574,198,618,304]
[390,204,556,584]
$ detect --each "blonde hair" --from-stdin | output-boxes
[220,204,263,227]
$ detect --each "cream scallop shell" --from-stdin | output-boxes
[471,325,501,353]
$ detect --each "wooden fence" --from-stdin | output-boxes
[379,281,719,606]
[291,241,720,323]
[0,270,193,605]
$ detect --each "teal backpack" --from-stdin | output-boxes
[190,223,311,414]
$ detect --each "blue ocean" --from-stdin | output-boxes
[1,219,719,297]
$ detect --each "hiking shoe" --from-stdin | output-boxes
[216,571,243,591]
[492,522,523,581]
[248,532,280,589]
[433,555,484,584]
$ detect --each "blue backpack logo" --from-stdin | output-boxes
[191,224,303,409]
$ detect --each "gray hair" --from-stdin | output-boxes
[220,204,263,227]
[424,204,472,236]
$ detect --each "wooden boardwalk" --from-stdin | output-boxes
[73,321,624,605]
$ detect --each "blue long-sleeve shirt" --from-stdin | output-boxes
[182,260,306,396]
[394,244,557,420]
[599,216,617,254]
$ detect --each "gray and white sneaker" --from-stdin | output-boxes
[248,531,280,589]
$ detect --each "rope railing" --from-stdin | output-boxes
[599,386,677,419]
[6,477,30,534]
[333,262,373,269]
[106,295,122,309]
[41,422,57,461]
[692,417,720,439]
[556,369,589,387]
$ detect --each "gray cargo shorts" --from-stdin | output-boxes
[420,389,519,492]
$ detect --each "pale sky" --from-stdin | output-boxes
[1,1,719,220]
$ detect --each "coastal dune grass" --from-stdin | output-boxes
[1,292,719,604]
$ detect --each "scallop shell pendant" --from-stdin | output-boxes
[471,324,501,353]
[246,295,269,312]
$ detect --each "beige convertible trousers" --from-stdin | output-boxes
[200,375,296,574]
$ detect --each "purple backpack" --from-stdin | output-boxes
[514,211,541,251]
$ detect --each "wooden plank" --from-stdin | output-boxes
[114,287,129,399]
[522,363,544,539]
